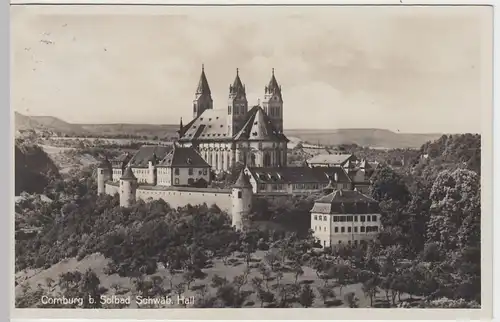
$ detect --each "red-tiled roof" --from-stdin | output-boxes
[246,166,351,184]
[158,145,210,168]
[311,190,379,214]
[97,157,111,169]
[128,145,172,168]
[178,105,288,143]
[307,154,355,165]
[178,109,233,142]
[234,106,288,142]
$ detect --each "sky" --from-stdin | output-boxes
[11,5,491,133]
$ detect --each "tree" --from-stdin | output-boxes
[343,291,359,308]
[333,263,351,296]
[362,277,380,307]
[299,284,316,308]
[58,269,107,308]
[291,262,304,285]
[251,276,275,308]
[426,168,480,250]
[369,164,410,205]
[173,282,186,303]
[317,285,335,305]
[183,269,196,290]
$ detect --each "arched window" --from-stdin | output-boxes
[215,154,219,169]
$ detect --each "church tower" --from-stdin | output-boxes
[227,68,248,136]
[262,68,284,133]
[193,64,213,119]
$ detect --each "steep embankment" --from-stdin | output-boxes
[15,143,60,195]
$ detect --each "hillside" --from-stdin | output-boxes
[15,143,60,195]
[80,123,179,139]
[15,112,87,134]
[284,129,444,149]
[15,112,178,139]
[413,133,481,177]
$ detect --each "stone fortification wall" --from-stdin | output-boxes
[105,182,120,196]
[105,182,232,211]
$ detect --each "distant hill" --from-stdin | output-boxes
[15,112,444,148]
[284,129,444,149]
[80,123,179,139]
[15,112,87,135]
[15,112,178,139]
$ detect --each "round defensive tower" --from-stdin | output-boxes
[97,157,112,195]
[147,153,157,185]
[119,166,138,207]
[231,170,253,230]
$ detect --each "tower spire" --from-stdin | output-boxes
[196,65,211,95]
[231,68,245,95]
[266,68,281,98]
[178,117,184,138]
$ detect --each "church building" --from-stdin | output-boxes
[177,66,289,172]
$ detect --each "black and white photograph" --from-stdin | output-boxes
[11,3,492,317]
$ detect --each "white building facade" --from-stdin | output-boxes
[310,188,381,247]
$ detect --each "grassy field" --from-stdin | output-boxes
[16,250,418,309]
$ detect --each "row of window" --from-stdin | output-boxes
[257,182,331,192]
[322,239,367,247]
[295,183,321,190]
[314,215,378,222]
[173,168,208,176]
[156,178,181,185]
[314,226,379,233]
[228,104,247,115]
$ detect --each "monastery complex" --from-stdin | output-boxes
[96,66,381,246]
